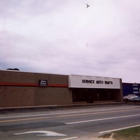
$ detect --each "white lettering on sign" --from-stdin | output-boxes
[133,84,138,86]
[39,80,47,87]
[40,80,46,85]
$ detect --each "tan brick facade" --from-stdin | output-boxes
[0,70,72,108]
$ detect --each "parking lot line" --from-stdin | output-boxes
[66,114,140,125]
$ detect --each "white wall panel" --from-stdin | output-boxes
[69,75,121,89]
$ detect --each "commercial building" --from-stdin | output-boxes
[122,83,140,96]
[0,70,123,109]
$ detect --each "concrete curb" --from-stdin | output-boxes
[0,102,125,113]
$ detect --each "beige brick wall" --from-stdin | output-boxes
[0,70,72,108]
[0,70,35,83]
[0,86,34,107]
[34,88,72,105]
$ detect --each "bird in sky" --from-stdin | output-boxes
[86,4,90,8]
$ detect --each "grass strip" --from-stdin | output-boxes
[100,126,140,140]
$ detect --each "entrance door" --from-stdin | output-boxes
[72,88,94,103]
[72,88,116,102]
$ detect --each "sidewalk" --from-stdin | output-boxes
[0,101,124,113]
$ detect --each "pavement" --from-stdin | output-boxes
[0,104,140,140]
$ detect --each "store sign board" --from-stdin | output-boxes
[69,75,121,89]
[39,80,47,87]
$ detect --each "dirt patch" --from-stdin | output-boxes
[98,133,115,140]
[98,137,115,140]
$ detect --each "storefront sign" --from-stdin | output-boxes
[39,80,47,87]
[133,84,138,86]
[69,75,121,89]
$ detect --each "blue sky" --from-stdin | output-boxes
[0,0,140,83]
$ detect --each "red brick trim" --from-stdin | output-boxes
[0,82,68,88]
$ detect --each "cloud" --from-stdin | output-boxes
[0,0,140,83]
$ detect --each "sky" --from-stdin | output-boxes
[0,0,140,83]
